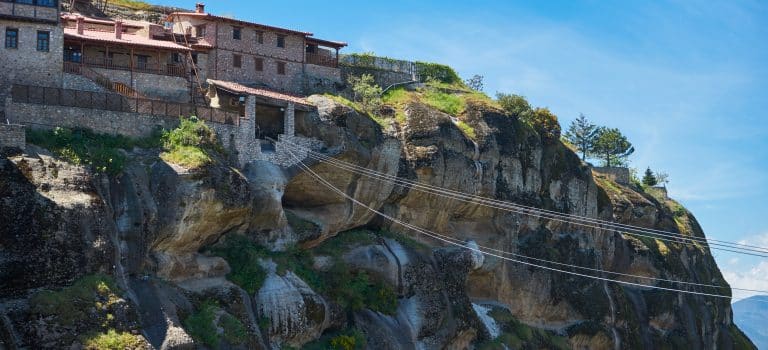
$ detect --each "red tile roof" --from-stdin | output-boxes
[64,27,192,52]
[167,12,312,36]
[208,79,312,108]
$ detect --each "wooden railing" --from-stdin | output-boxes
[11,84,242,126]
[65,56,188,78]
[306,53,338,68]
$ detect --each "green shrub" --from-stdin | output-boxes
[30,274,121,326]
[82,329,144,350]
[161,117,221,169]
[330,335,357,350]
[220,313,248,345]
[184,300,219,349]
[304,329,366,350]
[524,107,561,143]
[348,74,383,114]
[26,127,162,175]
[415,61,462,85]
[210,235,268,294]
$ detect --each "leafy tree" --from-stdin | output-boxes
[465,74,484,91]
[642,167,658,187]
[526,107,562,143]
[592,127,634,167]
[496,93,532,118]
[563,113,599,161]
[348,74,382,113]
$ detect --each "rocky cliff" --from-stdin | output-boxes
[0,92,755,349]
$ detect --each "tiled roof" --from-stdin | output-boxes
[207,79,312,107]
[168,12,312,36]
[64,27,192,52]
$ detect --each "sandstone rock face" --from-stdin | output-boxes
[0,95,753,349]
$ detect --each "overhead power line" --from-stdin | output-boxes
[279,140,768,258]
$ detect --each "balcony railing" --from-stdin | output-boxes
[65,56,187,77]
[306,53,338,68]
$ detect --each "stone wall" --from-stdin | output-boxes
[593,166,631,185]
[0,19,63,112]
[0,123,25,150]
[339,55,418,90]
[90,68,191,103]
[0,2,58,23]
[62,73,108,93]
[304,64,344,95]
[7,99,180,138]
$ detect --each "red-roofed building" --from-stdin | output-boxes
[60,14,195,102]
[167,3,347,95]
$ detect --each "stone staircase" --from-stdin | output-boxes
[65,63,145,99]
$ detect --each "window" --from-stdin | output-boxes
[171,52,182,64]
[195,25,206,38]
[191,52,199,64]
[232,27,241,40]
[276,61,286,75]
[36,0,57,6]
[5,28,18,49]
[255,31,264,44]
[36,31,50,52]
[254,57,263,71]
[276,35,285,48]
[136,55,149,69]
[233,54,242,68]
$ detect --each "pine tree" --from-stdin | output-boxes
[563,114,598,161]
[593,127,635,167]
[642,167,658,187]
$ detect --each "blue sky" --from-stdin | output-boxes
[152,0,768,299]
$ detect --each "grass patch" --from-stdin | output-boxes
[313,229,377,258]
[26,127,162,175]
[220,313,248,345]
[456,120,477,140]
[323,94,390,128]
[108,0,153,10]
[422,89,466,116]
[303,329,367,350]
[30,274,122,327]
[82,329,144,350]
[160,117,221,169]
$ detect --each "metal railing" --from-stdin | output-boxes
[11,84,242,126]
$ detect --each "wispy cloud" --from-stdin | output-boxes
[723,261,768,301]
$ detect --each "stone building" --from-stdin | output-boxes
[60,14,193,102]
[166,3,346,95]
[0,0,63,115]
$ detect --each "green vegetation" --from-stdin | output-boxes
[349,74,383,114]
[324,93,390,128]
[108,0,153,10]
[495,93,561,143]
[422,89,466,116]
[30,274,122,326]
[563,113,599,161]
[643,167,659,186]
[26,127,162,175]
[160,117,222,169]
[465,74,484,91]
[184,301,219,348]
[477,307,570,350]
[303,329,367,350]
[182,300,247,349]
[209,235,269,294]
[415,61,463,85]
[592,127,635,167]
[82,329,145,350]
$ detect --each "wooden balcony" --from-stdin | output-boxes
[65,56,187,77]
[306,52,338,68]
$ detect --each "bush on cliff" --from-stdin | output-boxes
[161,117,222,169]
[26,127,162,175]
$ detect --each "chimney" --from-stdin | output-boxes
[195,3,205,14]
[76,16,85,35]
[115,20,123,39]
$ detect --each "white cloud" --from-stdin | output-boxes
[722,260,768,302]
[738,232,768,247]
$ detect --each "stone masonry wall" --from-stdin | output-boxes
[0,123,25,150]
[62,73,109,93]
[0,19,63,111]
[304,64,344,95]
[90,68,191,103]
[7,99,180,138]
[593,167,631,185]
[339,54,417,90]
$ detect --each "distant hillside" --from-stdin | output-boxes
[734,296,768,349]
